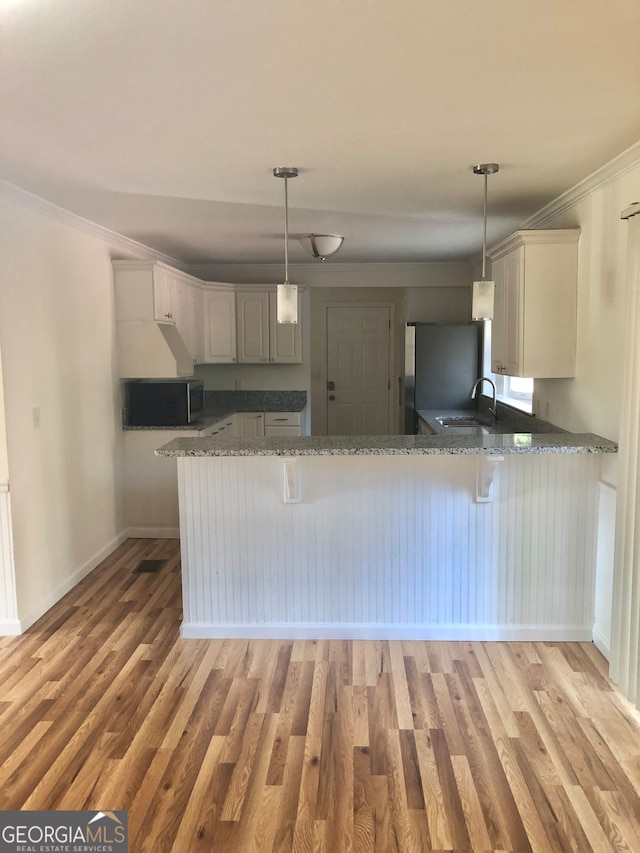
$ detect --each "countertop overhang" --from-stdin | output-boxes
[156,431,617,457]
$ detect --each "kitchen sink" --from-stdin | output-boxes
[436,416,491,428]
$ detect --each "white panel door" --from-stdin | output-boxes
[326,306,391,435]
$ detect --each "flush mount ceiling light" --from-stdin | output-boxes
[299,233,344,262]
[273,166,299,324]
[471,163,500,321]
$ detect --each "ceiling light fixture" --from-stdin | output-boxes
[471,163,499,321]
[273,166,299,324]
[299,233,344,262]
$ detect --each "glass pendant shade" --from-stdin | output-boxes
[299,234,344,261]
[277,282,298,324]
[472,280,495,320]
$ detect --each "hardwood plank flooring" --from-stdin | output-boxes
[1,537,640,852]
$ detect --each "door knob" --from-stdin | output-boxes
[329,395,335,401]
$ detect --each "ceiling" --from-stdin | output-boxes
[2,0,640,266]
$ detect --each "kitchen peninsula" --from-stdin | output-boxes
[157,417,616,642]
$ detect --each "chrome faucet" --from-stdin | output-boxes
[470,376,497,421]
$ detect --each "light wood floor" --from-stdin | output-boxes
[2,539,640,852]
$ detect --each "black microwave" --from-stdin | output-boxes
[127,380,205,426]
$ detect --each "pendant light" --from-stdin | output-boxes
[471,163,499,321]
[273,166,299,324]
[299,233,344,261]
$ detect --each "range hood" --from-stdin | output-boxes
[117,320,194,379]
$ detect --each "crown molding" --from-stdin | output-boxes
[0,181,187,270]
[488,227,581,259]
[520,140,640,230]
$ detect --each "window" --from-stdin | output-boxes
[495,375,533,413]
[482,320,533,413]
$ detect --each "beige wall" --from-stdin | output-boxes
[0,348,9,482]
[0,195,126,628]
[531,161,640,450]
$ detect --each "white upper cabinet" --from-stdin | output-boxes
[236,292,270,363]
[236,289,302,364]
[115,264,302,375]
[202,287,237,363]
[191,286,204,364]
[114,261,197,378]
[488,229,580,378]
[175,280,198,364]
[152,266,179,323]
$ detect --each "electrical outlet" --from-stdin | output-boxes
[32,406,41,429]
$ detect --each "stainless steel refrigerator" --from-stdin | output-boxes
[403,323,483,434]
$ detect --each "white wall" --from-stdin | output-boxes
[0,347,9,482]
[0,194,127,630]
[529,157,640,448]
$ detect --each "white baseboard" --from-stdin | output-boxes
[17,530,129,633]
[593,625,611,661]
[0,619,21,635]
[126,526,180,539]
[180,621,594,642]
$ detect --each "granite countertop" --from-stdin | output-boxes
[416,403,568,436]
[156,432,617,457]
[154,397,617,457]
[124,389,307,431]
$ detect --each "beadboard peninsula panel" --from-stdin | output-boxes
[178,454,600,639]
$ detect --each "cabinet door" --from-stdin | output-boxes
[503,246,524,376]
[264,412,301,428]
[191,287,204,364]
[176,281,196,364]
[152,267,178,323]
[203,289,237,363]
[264,425,300,437]
[490,255,507,374]
[236,292,269,363]
[234,412,265,437]
[264,412,301,436]
[269,291,302,363]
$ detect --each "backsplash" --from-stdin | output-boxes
[204,389,307,414]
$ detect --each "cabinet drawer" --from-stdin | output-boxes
[264,411,301,427]
[264,425,301,437]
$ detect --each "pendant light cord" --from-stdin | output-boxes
[481,169,488,281]
[283,176,290,285]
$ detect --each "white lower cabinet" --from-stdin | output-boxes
[234,412,265,437]
[264,411,301,437]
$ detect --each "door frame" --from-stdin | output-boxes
[320,302,396,436]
